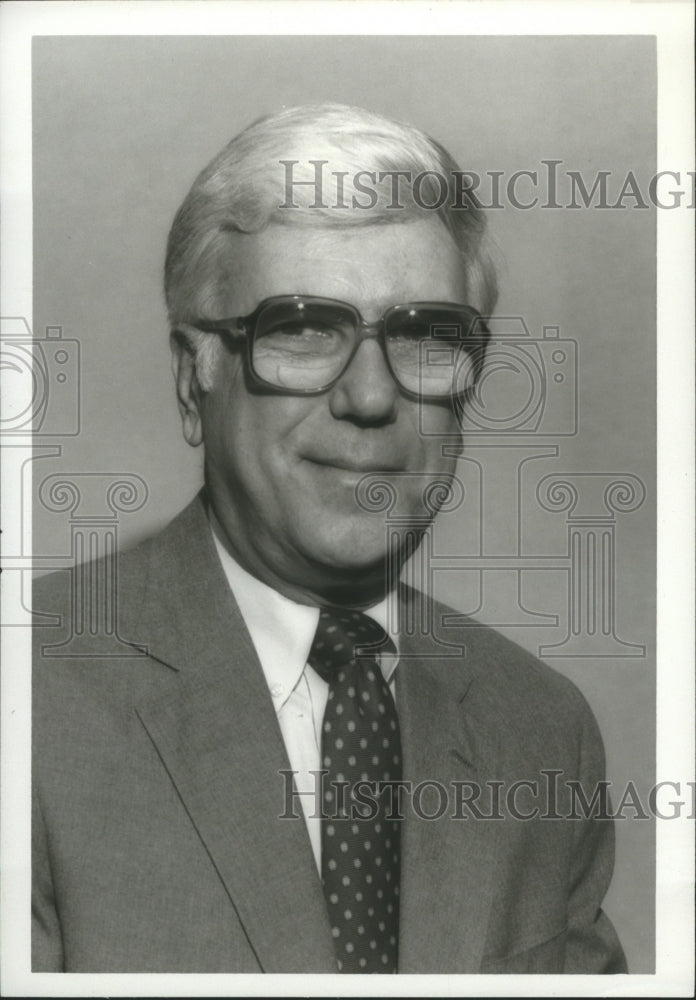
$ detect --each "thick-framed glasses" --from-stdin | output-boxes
[188,295,489,399]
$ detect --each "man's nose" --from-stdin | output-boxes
[328,339,400,425]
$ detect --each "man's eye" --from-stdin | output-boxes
[278,324,335,339]
[387,324,429,342]
[259,323,344,354]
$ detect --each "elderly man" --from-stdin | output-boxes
[32,104,626,974]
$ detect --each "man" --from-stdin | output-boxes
[32,103,626,974]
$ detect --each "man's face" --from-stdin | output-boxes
[190,217,467,603]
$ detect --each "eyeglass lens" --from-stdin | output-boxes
[251,300,479,397]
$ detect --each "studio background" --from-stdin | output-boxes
[31,35,656,972]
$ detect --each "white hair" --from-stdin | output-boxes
[166,103,498,389]
[172,324,222,393]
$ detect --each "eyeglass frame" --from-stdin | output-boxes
[182,294,490,399]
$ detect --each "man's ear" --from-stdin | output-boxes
[170,331,204,447]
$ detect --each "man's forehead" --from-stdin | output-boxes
[213,218,466,318]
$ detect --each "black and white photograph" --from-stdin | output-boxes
[0,1,693,995]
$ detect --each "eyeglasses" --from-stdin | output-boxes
[189,295,489,399]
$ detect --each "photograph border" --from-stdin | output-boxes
[1,2,693,997]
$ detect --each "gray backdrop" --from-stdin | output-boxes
[31,35,656,972]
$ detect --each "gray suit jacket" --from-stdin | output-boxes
[32,493,627,973]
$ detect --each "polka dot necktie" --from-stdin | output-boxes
[308,608,402,974]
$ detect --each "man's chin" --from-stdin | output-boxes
[305,538,389,575]
[293,515,422,585]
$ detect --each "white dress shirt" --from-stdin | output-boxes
[210,518,399,874]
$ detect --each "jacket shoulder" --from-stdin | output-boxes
[32,494,205,617]
[426,594,603,758]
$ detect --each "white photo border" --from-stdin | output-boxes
[1,2,693,996]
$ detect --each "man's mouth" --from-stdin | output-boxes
[304,455,403,474]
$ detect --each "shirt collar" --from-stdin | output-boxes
[209,514,400,712]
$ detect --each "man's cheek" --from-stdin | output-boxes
[410,403,461,450]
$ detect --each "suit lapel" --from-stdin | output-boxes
[396,610,499,973]
[127,495,336,972]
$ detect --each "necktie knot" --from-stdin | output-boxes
[308,608,395,681]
